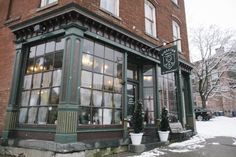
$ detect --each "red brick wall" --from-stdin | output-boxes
[0,0,190,135]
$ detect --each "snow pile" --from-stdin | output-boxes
[131,117,236,157]
[167,135,206,152]
[132,149,165,157]
[196,117,236,138]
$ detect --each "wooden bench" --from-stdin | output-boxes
[169,122,192,142]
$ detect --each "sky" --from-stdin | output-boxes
[184,0,236,61]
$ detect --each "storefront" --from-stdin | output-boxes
[2,3,195,149]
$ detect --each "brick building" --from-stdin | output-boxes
[0,0,194,155]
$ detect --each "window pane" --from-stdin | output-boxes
[104,92,112,107]
[105,47,114,61]
[54,52,63,69]
[45,41,55,53]
[114,51,123,63]
[83,39,94,54]
[114,110,122,124]
[36,43,45,56]
[114,94,121,108]
[81,71,92,88]
[47,107,57,124]
[114,78,122,93]
[27,107,37,124]
[34,57,45,73]
[21,91,30,106]
[93,90,102,107]
[144,99,154,111]
[93,73,103,89]
[42,72,52,87]
[44,54,54,71]
[23,75,32,90]
[32,73,42,88]
[144,87,154,99]
[92,108,102,125]
[56,38,65,51]
[104,60,113,76]
[82,54,93,71]
[40,89,50,105]
[50,87,60,104]
[94,42,104,57]
[114,63,122,78]
[80,88,91,106]
[19,108,27,123]
[104,76,113,91]
[26,59,34,74]
[52,70,61,86]
[103,109,112,125]
[38,107,48,124]
[29,46,36,58]
[30,90,40,106]
[145,19,152,34]
[93,57,104,73]
[79,107,90,125]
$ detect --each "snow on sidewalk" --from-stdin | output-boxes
[131,116,236,157]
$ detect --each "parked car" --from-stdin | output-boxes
[194,107,212,121]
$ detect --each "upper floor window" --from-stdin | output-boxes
[100,0,119,16]
[144,0,156,37]
[40,0,58,7]
[172,0,178,5]
[172,21,181,52]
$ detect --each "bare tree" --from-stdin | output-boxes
[190,25,236,108]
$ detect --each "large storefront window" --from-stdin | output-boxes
[19,37,65,125]
[79,39,123,125]
[143,67,155,124]
[158,67,177,122]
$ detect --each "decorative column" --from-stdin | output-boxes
[55,24,86,143]
[2,43,23,144]
[154,64,161,128]
[123,52,129,141]
[186,74,196,131]
[175,69,185,125]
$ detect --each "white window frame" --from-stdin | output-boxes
[40,0,58,7]
[172,21,182,52]
[144,0,156,37]
[172,0,178,5]
[100,0,119,16]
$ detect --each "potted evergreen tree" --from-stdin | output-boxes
[158,107,170,142]
[130,100,144,145]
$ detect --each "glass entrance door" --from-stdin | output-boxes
[127,83,138,117]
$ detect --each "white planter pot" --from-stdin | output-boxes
[130,133,143,145]
[158,131,170,142]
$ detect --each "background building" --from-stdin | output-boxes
[192,47,236,117]
[0,0,194,155]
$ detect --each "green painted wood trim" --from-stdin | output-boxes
[123,52,128,140]
[187,74,194,115]
[55,133,77,143]
[85,32,160,64]
[56,111,78,134]
[175,69,184,125]
[77,128,123,133]
[139,67,143,101]
[22,29,65,44]
[8,44,23,108]
[14,127,56,132]
[154,64,161,120]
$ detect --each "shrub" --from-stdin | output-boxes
[160,107,169,131]
[132,101,144,133]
